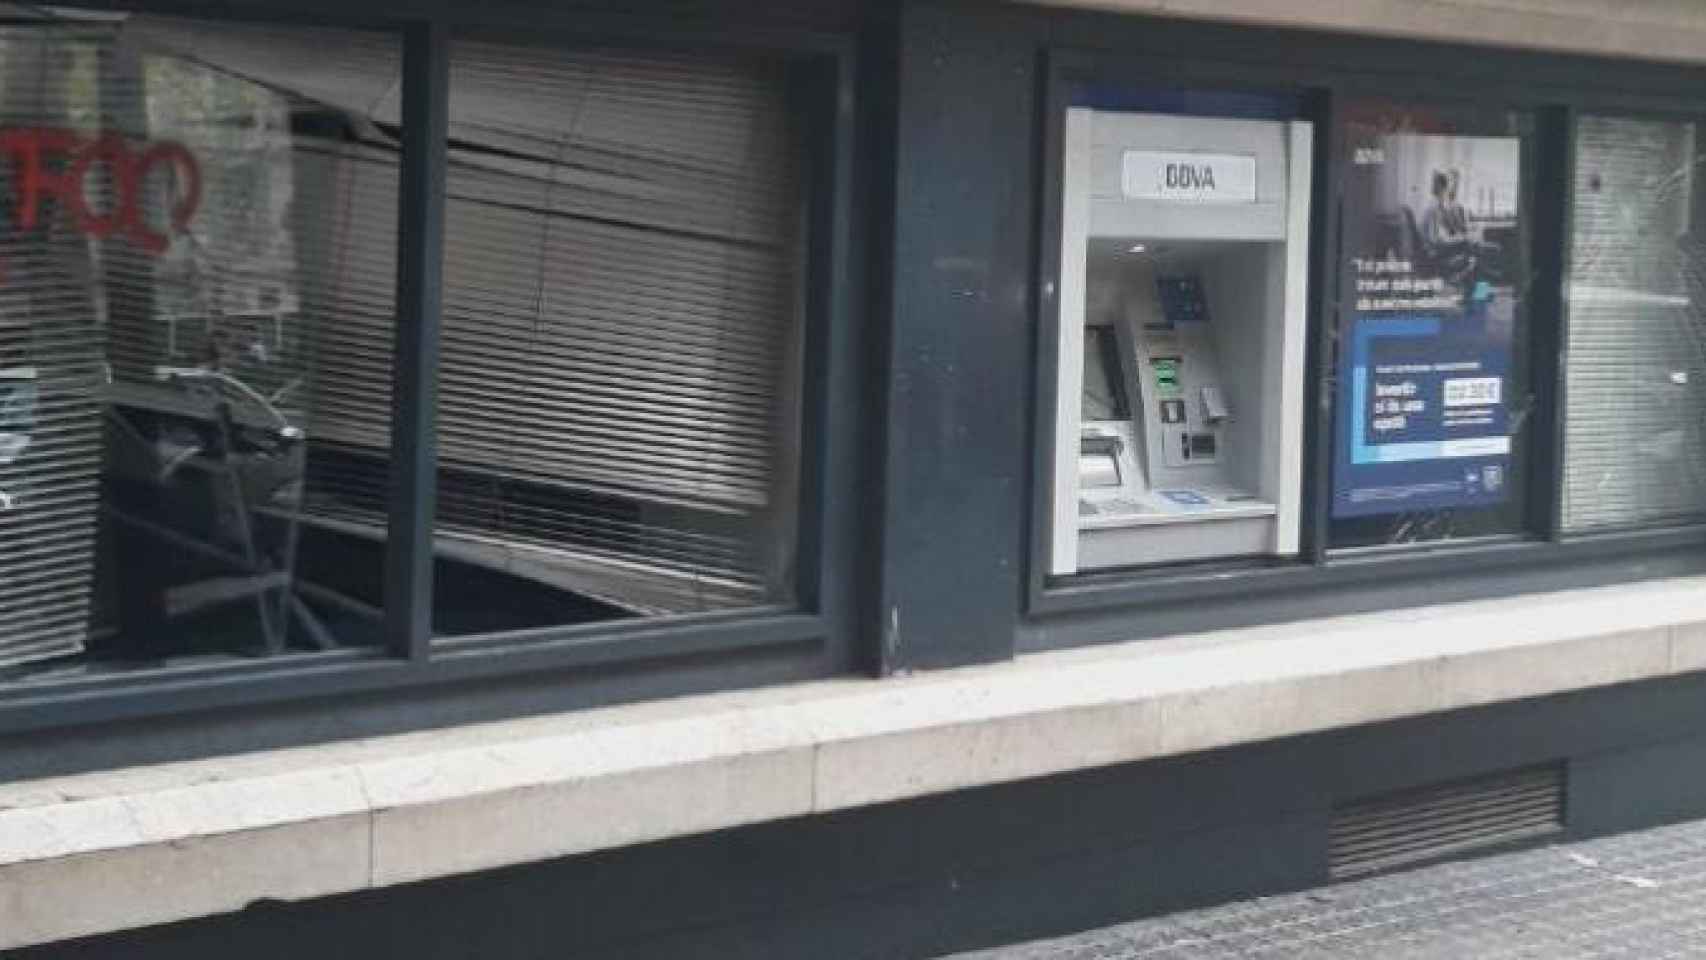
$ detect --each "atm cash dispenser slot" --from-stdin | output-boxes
[1050,107,1312,575]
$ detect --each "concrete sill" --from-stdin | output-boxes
[1023,0,1706,67]
[4,575,1706,948]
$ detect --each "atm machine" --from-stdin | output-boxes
[1049,108,1312,574]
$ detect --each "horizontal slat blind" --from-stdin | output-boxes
[0,16,408,666]
[122,16,402,127]
[439,41,799,510]
[427,42,803,616]
[289,139,398,475]
[0,31,108,666]
[1565,116,1706,530]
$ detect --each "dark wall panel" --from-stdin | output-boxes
[1570,738,1706,838]
[876,1,1037,670]
[29,671,1706,960]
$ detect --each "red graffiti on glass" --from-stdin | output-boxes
[0,127,201,255]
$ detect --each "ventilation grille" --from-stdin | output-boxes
[1329,764,1565,880]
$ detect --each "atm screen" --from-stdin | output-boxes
[1081,325,1130,421]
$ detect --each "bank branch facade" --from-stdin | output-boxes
[6,0,1706,957]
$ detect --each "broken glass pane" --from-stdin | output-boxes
[1563,115,1706,530]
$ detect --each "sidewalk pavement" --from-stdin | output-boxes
[944,818,1706,959]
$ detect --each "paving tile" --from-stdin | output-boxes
[941,818,1706,959]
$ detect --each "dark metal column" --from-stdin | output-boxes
[385,20,450,660]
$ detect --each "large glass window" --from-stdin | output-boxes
[1328,100,1536,549]
[1563,115,1706,530]
[430,38,805,636]
[0,13,400,674]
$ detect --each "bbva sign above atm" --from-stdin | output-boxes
[1121,150,1257,203]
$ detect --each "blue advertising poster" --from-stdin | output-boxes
[1332,132,1522,519]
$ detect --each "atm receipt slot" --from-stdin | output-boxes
[1200,384,1229,423]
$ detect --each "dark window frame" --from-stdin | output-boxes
[1026,37,1706,628]
[0,4,867,736]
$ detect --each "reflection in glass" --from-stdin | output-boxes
[0,14,398,674]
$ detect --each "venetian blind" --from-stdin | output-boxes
[0,16,403,666]
[428,41,803,617]
[1564,116,1706,530]
[0,29,110,667]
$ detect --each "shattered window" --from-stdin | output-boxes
[0,13,401,674]
[1562,115,1706,530]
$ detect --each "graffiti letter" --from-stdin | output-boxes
[131,141,200,254]
[66,132,135,240]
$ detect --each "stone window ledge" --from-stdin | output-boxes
[4,575,1705,949]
